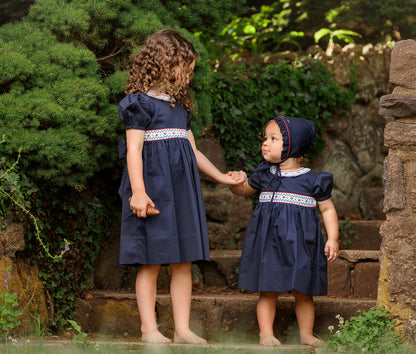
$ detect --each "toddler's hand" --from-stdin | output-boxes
[325,239,339,263]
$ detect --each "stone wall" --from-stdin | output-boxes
[312,43,392,220]
[0,221,49,334]
[377,39,416,339]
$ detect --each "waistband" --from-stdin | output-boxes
[259,191,316,207]
[144,128,188,141]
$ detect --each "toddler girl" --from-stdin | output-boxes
[118,29,242,344]
[230,116,339,346]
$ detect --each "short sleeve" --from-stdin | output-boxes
[313,172,334,202]
[247,171,261,191]
[247,161,271,190]
[186,110,192,130]
[118,93,154,130]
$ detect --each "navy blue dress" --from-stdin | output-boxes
[117,92,210,266]
[238,162,333,295]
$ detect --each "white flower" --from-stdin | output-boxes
[336,330,342,335]
[362,348,367,352]
[410,320,416,326]
[328,325,334,331]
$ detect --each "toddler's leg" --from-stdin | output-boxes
[257,292,281,345]
[170,262,207,344]
[292,290,322,346]
[136,264,171,343]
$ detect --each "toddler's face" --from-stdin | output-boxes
[262,121,284,163]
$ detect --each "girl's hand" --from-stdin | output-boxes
[226,171,247,185]
[325,239,339,263]
[129,193,155,218]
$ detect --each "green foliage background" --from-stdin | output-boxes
[211,62,355,172]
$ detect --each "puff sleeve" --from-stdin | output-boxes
[247,161,272,190]
[313,172,334,202]
[118,93,154,130]
[186,110,192,130]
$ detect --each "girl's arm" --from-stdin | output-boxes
[188,130,244,185]
[318,198,339,263]
[126,129,155,218]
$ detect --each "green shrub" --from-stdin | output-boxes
[211,60,355,172]
[326,307,409,353]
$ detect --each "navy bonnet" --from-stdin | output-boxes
[267,116,316,162]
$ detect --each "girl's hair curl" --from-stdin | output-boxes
[126,29,198,110]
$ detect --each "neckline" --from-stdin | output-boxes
[270,166,311,177]
[146,90,175,102]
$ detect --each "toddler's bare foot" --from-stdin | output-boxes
[300,335,323,347]
[174,330,207,345]
[141,329,171,343]
[259,335,281,346]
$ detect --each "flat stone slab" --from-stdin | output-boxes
[1,339,314,353]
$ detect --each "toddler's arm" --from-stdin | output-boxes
[126,129,156,218]
[188,130,245,185]
[318,198,339,263]
[228,172,256,196]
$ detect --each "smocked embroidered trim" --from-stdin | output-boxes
[146,90,175,102]
[144,128,188,141]
[259,191,316,207]
[270,166,311,177]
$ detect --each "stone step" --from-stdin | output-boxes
[94,249,380,299]
[93,220,383,293]
[76,290,376,345]
[190,249,380,299]
[331,219,383,250]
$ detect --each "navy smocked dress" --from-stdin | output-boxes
[117,91,210,266]
[238,161,333,296]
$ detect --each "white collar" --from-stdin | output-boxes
[146,90,175,102]
[270,166,311,177]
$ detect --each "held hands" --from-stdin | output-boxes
[129,193,158,218]
[325,239,339,263]
[225,170,247,185]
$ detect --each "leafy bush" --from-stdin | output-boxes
[211,60,355,172]
[326,307,407,353]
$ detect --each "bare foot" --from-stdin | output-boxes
[301,335,323,347]
[174,330,207,345]
[260,335,281,346]
[141,329,171,344]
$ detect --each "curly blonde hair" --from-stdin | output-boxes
[125,29,198,110]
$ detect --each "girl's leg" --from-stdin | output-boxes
[257,292,281,345]
[292,290,322,346]
[136,264,171,343]
[170,262,207,344]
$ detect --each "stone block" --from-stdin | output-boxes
[389,39,416,89]
[383,154,405,212]
[0,222,25,256]
[384,121,416,148]
[379,94,416,117]
[352,262,380,299]
[328,259,351,297]
[94,235,125,290]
